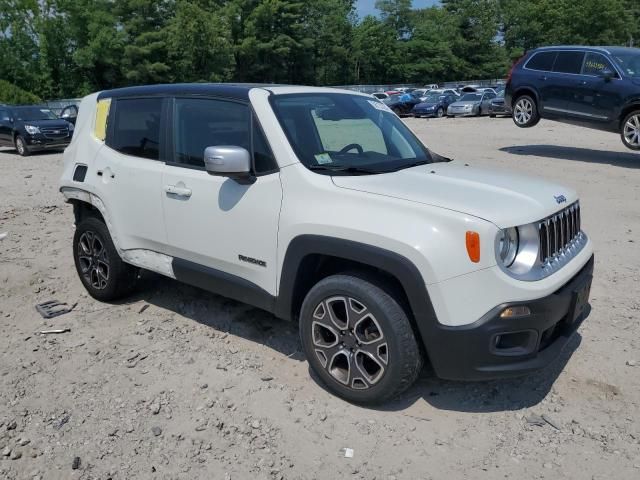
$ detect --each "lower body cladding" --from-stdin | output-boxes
[423,255,594,380]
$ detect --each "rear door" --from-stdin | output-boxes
[570,52,623,123]
[161,97,282,296]
[542,50,586,115]
[92,97,168,253]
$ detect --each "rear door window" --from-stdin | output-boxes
[525,51,557,72]
[553,52,586,74]
[108,98,163,160]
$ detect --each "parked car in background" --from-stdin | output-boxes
[447,91,497,117]
[505,45,640,150]
[0,104,74,156]
[428,88,460,98]
[384,93,422,116]
[60,104,79,125]
[489,92,511,118]
[412,94,458,118]
[424,83,439,89]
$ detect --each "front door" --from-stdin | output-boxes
[569,52,623,124]
[161,97,282,296]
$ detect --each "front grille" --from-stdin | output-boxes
[40,127,69,139]
[538,202,581,264]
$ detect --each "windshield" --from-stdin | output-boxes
[460,93,482,101]
[422,94,443,103]
[611,52,640,77]
[271,93,432,174]
[14,107,58,121]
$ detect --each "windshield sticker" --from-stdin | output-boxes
[367,100,393,113]
[315,153,333,165]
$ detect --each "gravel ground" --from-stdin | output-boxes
[1,117,639,480]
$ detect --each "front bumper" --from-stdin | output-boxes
[24,132,72,150]
[489,104,510,115]
[427,255,594,380]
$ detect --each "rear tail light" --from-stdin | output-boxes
[506,54,526,83]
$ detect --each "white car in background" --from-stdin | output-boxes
[59,84,594,404]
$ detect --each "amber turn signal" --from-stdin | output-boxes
[466,231,480,263]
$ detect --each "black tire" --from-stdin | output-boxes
[300,274,423,404]
[489,114,496,118]
[620,110,640,151]
[436,107,444,118]
[15,135,30,156]
[73,216,137,301]
[512,94,540,128]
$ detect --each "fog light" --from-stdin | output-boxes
[500,306,531,318]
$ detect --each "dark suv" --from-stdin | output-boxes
[0,105,74,156]
[505,46,640,150]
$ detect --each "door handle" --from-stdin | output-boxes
[538,75,547,81]
[164,185,192,198]
[579,80,588,86]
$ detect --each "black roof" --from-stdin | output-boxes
[97,83,283,101]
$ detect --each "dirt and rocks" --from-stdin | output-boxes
[1,117,639,479]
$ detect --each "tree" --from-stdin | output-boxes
[166,0,235,82]
[375,0,413,39]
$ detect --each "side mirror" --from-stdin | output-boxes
[601,69,614,82]
[204,146,254,184]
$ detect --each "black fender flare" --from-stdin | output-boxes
[274,235,440,353]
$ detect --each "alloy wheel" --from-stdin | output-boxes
[514,98,533,125]
[311,296,388,390]
[77,231,110,289]
[16,137,25,155]
[623,114,640,148]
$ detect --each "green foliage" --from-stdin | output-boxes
[0,79,41,104]
[0,0,638,99]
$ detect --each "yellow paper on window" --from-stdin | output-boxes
[94,98,111,141]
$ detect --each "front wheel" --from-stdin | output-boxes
[512,95,540,128]
[15,135,30,156]
[436,107,444,118]
[621,111,640,150]
[73,216,138,301]
[300,274,423,404]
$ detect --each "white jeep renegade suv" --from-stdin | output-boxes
[59,84,594,404]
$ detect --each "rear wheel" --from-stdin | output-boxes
[436,107,444,118]
[15,135,30,156]
[300,274,423,404]
[621,111,640,150]
[73,216,138,301]
[512,95,540,128]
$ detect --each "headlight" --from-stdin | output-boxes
[24,125,40,135]
[497,227,519,267]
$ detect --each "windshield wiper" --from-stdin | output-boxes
[308,165,383,175]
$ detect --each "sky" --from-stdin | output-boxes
[356,0,439,18]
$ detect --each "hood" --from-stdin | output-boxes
[415,101,440,108]
[19,119,71,128]
[331,161,578,228]
[450,100,480,107]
